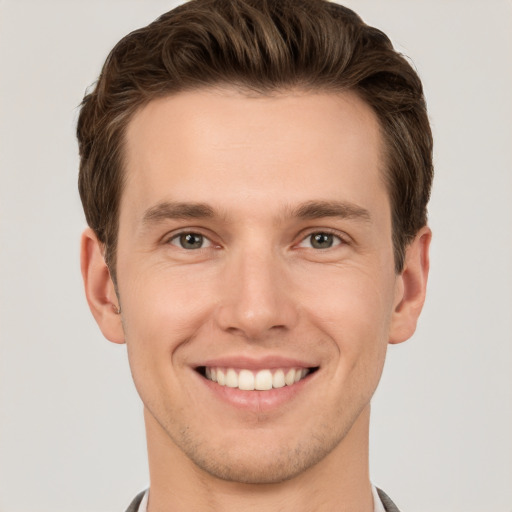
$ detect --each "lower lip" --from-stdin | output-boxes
[196,371,315,412]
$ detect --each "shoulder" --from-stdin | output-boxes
[376,487,402,512]
[124,490,146,512]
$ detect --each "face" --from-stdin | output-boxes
[100,88,419,483]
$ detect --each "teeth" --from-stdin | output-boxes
[285,368,296,386]
[226,368,238,388]
[238,369,254,390]
[217,369,226,385]
[272,369,285,389]
[204,367,310,390]
[254,369,273,390]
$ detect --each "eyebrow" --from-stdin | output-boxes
[141,199,371,226]
[291,200,371,222]
[142,201,216,225]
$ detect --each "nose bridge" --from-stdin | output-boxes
[216,241,296,338]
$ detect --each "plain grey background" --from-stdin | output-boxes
[1,1,511,511]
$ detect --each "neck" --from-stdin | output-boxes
[144,405,374,512]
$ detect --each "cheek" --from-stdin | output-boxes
[300,262,395,333]
[120,261,217,337]
[120,269,212,411]
[297,265,395,376]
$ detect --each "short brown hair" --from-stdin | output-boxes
[77,0,433,277]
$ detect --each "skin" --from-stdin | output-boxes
[82,88,430,512]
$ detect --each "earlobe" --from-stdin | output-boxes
[80,228,125,344]
[389,226,431,344]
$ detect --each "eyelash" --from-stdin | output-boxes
[165,229,349,251]
[167,231,214,250]
[296,230,347,250]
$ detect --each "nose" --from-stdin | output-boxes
[214,248,299,340]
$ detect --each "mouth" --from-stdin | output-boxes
[196,366,319,391]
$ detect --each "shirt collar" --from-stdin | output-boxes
[137,484,386,512]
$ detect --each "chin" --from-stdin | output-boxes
[178,431,339,485]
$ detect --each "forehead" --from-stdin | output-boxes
[121,87,387,221]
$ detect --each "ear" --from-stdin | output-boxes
[389,226,431,344]
[80,228,125,344]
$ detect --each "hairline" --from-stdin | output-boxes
[104,84,405,283]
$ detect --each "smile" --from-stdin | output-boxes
[199,367,314,391]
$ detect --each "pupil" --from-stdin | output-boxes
[312,233,333,249]
[180,233,203,249]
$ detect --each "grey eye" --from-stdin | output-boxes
[310,232,334,249]
[171,232,209,249]
[298,231,343,250]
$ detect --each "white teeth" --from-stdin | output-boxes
[226,368,238,388]
[204,367,310,390]
[216,368,226,385]
[254,369,273,390]
[272,369,285,388]
[285,368,296,386]
[238,369,255,390]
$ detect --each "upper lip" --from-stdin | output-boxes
[194,355,319,371]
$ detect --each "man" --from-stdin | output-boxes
[77,0,432,510]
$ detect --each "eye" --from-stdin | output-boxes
[298,232,343,249]
[169,232,212,250]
